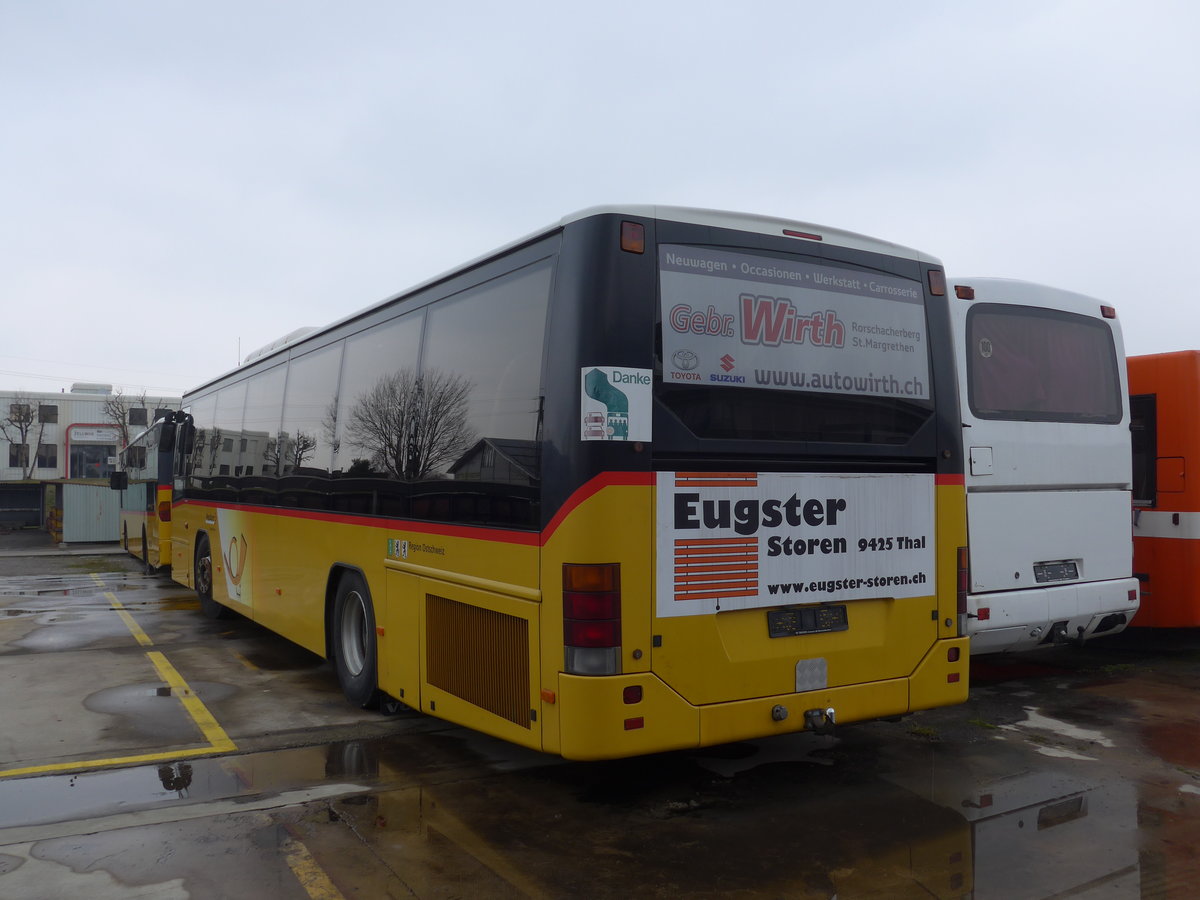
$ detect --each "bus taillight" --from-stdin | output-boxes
[158,501,172,522]
[620,221,645,254]
[563,563,621,675]
[1101,305,1117,319]
[957,546,969,634]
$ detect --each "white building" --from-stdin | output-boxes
[2,384,181,482]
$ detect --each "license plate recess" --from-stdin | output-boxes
[767,604,849,638]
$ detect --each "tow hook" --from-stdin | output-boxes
[804,707,837,735]
[1072,625,1087,648]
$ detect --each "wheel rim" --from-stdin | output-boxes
[196,546,212,595]
[339,590,368,677]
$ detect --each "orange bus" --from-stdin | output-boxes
[1129,351,1200,626]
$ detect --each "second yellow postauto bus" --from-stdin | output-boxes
[165,206,968,759]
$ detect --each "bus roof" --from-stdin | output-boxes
[948,277,1116,320]
[187,206,941,398]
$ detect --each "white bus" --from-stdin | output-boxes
[949,278,1139,653]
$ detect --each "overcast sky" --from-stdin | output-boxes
[2,1,1197,398]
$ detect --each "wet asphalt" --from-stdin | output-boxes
[0,528,1198,897]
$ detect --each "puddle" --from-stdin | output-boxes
[83,682,239,742]
[0,742,379,831]
[1000,707,1115,748]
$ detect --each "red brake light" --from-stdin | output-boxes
[158,501,172,522]
[1101,305,1117,319]
[928,270,946,296]
[620,221,645,254]
[563,564,622,672]
[782,228,823,241]
[954,284,975,300]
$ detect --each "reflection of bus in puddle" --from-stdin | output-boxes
[224,737,976,898]
[889,768,1139,898]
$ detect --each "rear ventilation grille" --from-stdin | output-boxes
[425,594,531,728]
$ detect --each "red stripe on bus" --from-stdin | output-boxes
[935,473,965,485]
[173,498,543,546]
[175,470,657,548]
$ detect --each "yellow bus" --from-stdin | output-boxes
[114,413,179,572]
[165,206,969,759]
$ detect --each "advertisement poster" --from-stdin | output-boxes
[660,246,931,401]
[580,366,652,441]
[655,471,935,618]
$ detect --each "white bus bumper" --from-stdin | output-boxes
[967,577,1140,655]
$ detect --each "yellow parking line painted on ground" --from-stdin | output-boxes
[282,831,347,900]
[107,593,154,647]
[0,568,237,778]
[146,650,237,752]
[0,745,228,779]
[229,649,259,671]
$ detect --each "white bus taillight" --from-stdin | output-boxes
[563,563,622,675]
[957,546,969,634]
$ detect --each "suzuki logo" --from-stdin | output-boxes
[720,354,735,372]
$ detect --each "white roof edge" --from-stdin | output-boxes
[560,205,941,264]
[948,276,1113,316]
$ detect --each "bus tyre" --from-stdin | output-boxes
[333,572,379,709]
[195,535,228,620]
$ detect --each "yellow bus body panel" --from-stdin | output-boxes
[167,474,966,760]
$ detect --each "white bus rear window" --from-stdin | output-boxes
[967,305,1121,423]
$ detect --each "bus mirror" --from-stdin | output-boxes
[109,471,128,491]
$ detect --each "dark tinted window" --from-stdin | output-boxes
[1131,394,1157,506]
[241,365,286,478]
[967,305,1121,423]
[422,258,552,455]
[281,343,343,474]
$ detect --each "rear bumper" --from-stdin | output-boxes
[555,636,969,760]
[967,578,1139,655]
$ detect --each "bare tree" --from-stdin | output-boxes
[346,368,474,481]
[273,431,317,473]
[1,393,46,479]
[102,388,148,449]
[322,399,341,463]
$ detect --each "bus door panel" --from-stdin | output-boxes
[381,569,422,710]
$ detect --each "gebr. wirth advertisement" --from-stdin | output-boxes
[660,245,930,400]
[655,472,935,618]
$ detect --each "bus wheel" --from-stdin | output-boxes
[195,535,228,619]
[333,572,379,708]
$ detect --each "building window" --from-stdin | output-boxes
[222,438,234,453]
[38,405,58,424]
[68,444,116,478]
[8,444,29,469]
[36,444,57,469]
[8,403,30,420]
[129,408,148,426]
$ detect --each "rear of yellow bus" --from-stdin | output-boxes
[538,208,968,760]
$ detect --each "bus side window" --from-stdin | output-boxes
[1130,393,1157,505]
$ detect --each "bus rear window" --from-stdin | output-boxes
[656,245,933,444]
[966,305,1121,424]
